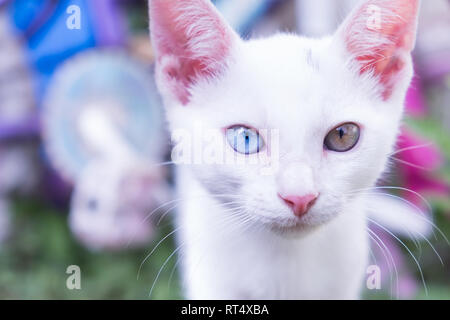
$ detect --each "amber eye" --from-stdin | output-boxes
[324,123,360,152]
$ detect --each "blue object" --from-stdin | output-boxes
[8,0,124,101]
[0,0,125,138]
[215,0,281,36]
[42,52,165,182]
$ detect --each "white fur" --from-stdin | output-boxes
[150,0,418,299]
[176,167,368,299]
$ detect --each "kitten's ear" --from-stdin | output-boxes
[149,0,239,105]
[336,0,420,100]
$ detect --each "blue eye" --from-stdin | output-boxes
[226,126,264,155]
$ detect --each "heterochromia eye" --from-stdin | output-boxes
[226,126,264,155]
[324,123,360,152]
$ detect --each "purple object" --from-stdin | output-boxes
[87,0,126,47]
[0,115,40,142]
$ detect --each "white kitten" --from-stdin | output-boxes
[149,0,420,299]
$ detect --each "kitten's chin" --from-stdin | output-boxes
[257,215,332,238]
[267,223,320,239]
[251,207,342,238]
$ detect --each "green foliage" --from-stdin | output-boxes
[1,196,448,300]
[0,199,182,299]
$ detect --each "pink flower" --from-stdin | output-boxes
[395,129,449,205]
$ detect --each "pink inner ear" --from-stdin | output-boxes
[150,0,233,104]
[345,0,419,100]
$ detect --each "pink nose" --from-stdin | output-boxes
[280,194,318,217]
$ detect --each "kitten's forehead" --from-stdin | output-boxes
[242,34,327,74]
[187,32,389,152]
[202,34,364,127]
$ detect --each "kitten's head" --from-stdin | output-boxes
[149,0,420,233]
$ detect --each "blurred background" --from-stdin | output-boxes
[0,0,448,300]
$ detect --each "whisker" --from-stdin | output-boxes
[389,143,434,157]
[349,186,433,213]
[367,227,399,299]
[367,217,429,296]
[183,211,256,291]
[127,198,187,248]
[366,230,389,295]
[142,211,243,293]
[356,191,449,244]
[156,200,248,227]
[389,157,434,171]
[127,193,249,247]
[149,244,184,298]
[367,233,379,266]
[149,161,176,168]
[167,256,181,291]
[365,194,443,265]
[156,203,183,227]
[153,208,252,296]
[137,227,182,280]
[418,232,444,266]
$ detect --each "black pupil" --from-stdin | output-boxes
[338,127,345,139]
[245,132,250,154]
